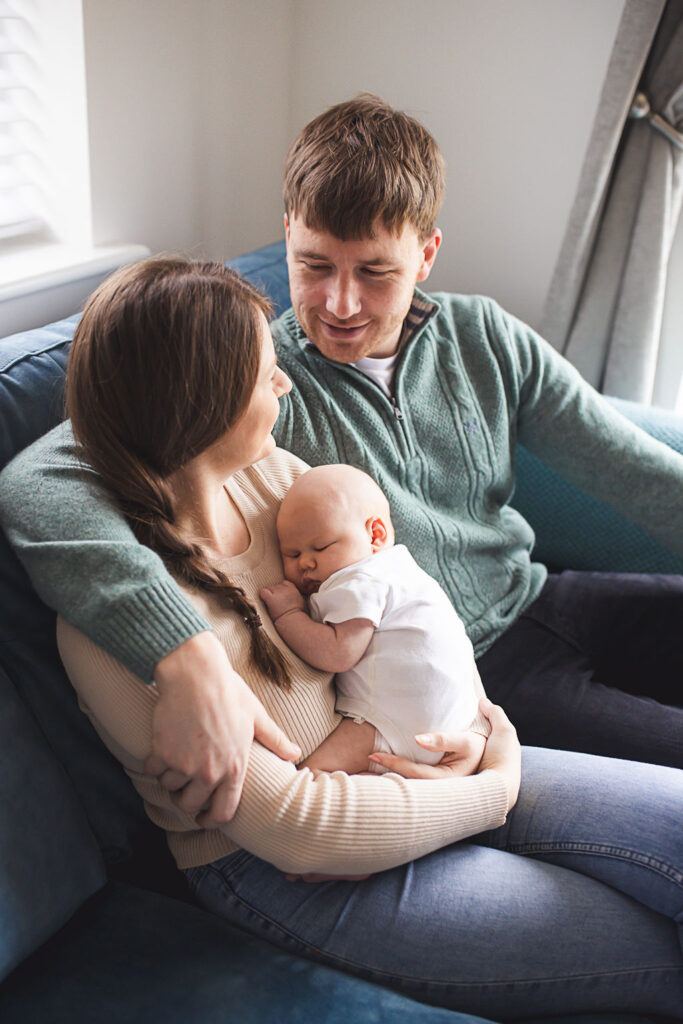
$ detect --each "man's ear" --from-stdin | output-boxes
[284,214,290,245]
[416,228,442,283]
[366,516,390,552]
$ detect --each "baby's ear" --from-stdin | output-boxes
[366,516,390,552]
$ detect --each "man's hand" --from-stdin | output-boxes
[146,631,301,827]
[260,580,305,622]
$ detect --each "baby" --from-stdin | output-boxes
[260,464,489,776]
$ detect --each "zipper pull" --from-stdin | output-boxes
[391,398,404,420]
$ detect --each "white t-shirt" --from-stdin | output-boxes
[353,353,398,398]
[309,545,479,765]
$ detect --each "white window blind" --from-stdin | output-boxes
[0,0,45,241]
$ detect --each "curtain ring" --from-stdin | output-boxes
[629,91,683,151]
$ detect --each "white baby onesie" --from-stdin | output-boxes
[309,545,479,765]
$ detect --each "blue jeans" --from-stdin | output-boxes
[185,748,683,1022]
[478,572,683,767]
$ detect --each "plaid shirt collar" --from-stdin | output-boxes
[396,290,439,351]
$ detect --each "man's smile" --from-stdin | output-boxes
[318,318,371,340]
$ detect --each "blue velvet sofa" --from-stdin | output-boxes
[1,241,680,1024]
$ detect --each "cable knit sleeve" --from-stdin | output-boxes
[0,422,209,681]
[485,301,683,557]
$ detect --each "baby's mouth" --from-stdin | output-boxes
[301,578,320,595]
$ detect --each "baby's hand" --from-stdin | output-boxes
[260,581,306,622]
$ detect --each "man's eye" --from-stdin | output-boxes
[363,268,390,277]
[303,262,329,272]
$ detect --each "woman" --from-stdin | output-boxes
[58,257,682,1021]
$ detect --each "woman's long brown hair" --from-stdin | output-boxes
[66,256,290,689]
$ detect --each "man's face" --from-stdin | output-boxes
[285,215,441,363]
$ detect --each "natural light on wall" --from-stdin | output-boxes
[0,0,147,336]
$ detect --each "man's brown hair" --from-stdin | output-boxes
[283,94,445,240]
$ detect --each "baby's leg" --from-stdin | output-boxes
[301,718,377,774]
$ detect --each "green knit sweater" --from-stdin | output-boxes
[1,291,682,681]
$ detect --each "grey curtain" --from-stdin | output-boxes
[541,0,683,404]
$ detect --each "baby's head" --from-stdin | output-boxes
[277,464,394,595]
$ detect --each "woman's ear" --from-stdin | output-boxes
[366,516,390,552]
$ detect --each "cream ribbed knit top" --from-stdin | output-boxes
[57,449,509,873]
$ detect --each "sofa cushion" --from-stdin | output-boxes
[230,239,290,317]
[514,397,683,574]
[0,315,77,469]
[0,665,105,981]
[0,880,497,1024]
[0,322,192,888]
[0,525,185,888]
[0,880,658,1024]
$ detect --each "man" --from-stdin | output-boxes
[2,95,682,826]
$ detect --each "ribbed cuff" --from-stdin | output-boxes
[93,579,212,682]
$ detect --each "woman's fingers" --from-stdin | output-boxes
[414,730,475,753]
[367,752,444,778]
[478,696,513,728]
[414,731,454,752]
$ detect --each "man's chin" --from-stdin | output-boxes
[307,332,375,364]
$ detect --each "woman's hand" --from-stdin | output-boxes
[367,731,485,779]
[476,698,521,808]
[368,698,521,809]
[147,631,302,827]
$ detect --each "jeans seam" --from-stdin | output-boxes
[508,840,683,887]
[197,862,682,987]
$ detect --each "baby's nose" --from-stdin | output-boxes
[300,552,316,570]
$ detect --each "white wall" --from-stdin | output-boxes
[82,0,292,261]
[287,0,626,328]
[80,0,626,329]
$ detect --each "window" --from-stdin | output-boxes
[0,0,93,256]
[0,0,44,241]
[0,1,147,336]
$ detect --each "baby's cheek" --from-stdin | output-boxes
[281,561,298,585]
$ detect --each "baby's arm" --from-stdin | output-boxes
[300,717,377,775]
[260,581,374,673]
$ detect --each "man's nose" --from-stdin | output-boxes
[325,274,361,320]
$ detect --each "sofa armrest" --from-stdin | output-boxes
[512,398,683,574]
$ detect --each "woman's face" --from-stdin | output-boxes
[220,312,292,470]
